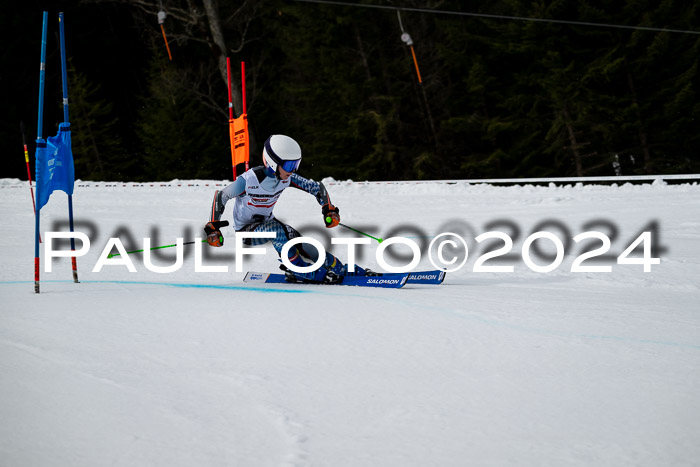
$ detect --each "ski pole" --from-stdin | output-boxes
[108,239,207,258]
[337,222,383,243]
[107,221,229,258]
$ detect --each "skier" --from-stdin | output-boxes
[204,134,375,283]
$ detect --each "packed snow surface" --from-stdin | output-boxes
[1,177,699,466]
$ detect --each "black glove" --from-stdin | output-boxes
[204,220,229,247]
[322,204,340,228]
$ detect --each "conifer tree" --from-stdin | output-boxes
[137,57,228,181]
[66,60,125,181]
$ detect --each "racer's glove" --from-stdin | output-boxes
[204,220,229,247]
[322,204,340,228]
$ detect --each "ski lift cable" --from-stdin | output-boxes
[293,0,700,36]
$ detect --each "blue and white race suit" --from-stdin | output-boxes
[210,166,333,264]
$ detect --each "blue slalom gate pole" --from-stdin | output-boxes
[37,12,47,140]
[34,11,48,294]
[59,12,79,283]
[59,12,69,123]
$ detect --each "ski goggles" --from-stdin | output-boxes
[265,140,301,173]
[278,158,301,173]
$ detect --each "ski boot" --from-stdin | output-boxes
[341,264,382,277]
[282,252,345,284]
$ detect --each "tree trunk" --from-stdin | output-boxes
[626,69,652,171]
[354,24,372,82]
[562,106,584,176]
[202,0,242,116]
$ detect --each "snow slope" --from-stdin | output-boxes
[1,178,699,467]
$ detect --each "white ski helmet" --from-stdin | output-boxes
[263,134,302,177]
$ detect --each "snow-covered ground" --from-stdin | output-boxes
[1,177,699,467]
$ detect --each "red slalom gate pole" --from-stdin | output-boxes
[21,122,41,243]
[241,61,247,114]
[226,57,237,180]
[241,61,248,172]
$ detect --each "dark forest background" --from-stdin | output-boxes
[2,0,699,182]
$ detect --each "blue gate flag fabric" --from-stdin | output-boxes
[36,122,75,210]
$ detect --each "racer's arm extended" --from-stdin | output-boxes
[289,173,331,206]
[289,174,340,228]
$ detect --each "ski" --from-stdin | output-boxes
[243,270,445,288]
[244,271,410,288]
[405,270,446,285]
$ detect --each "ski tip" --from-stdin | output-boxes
[405,270,447,285]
